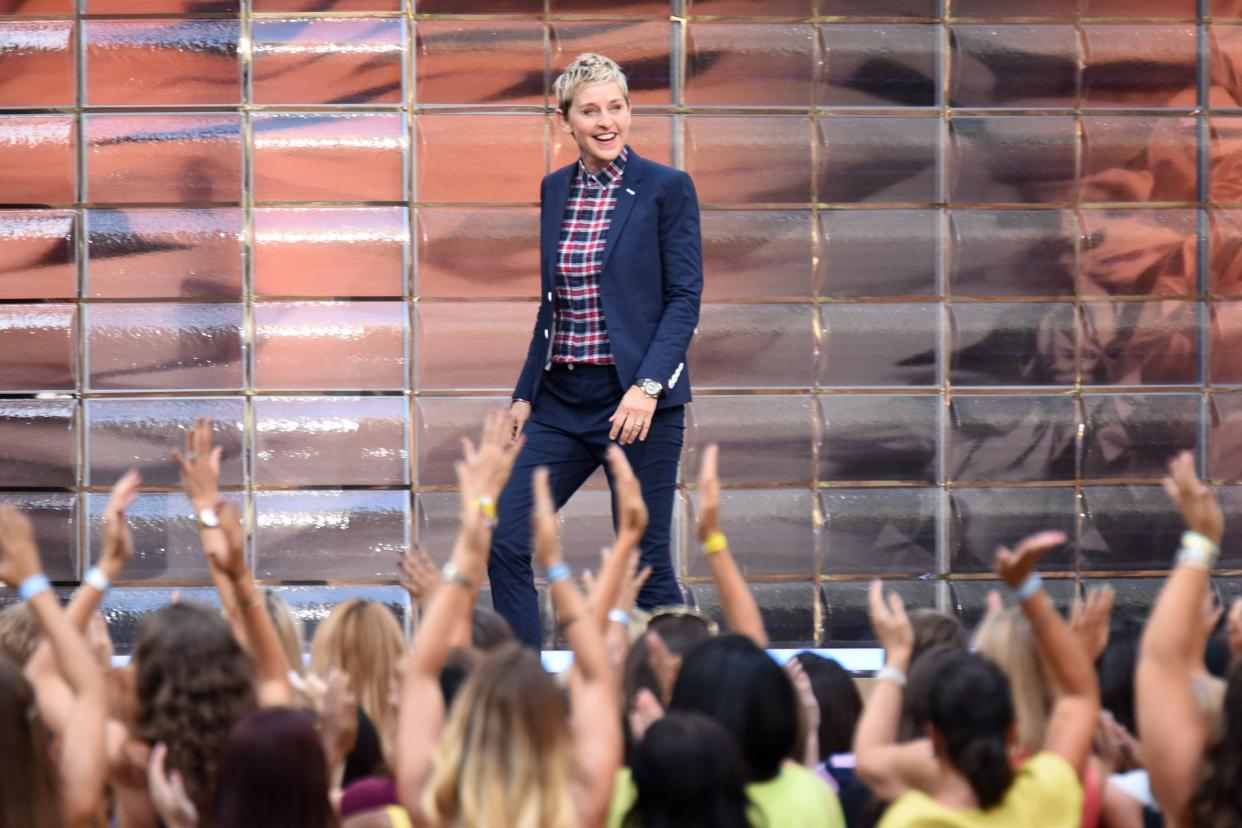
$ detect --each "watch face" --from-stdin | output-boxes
[198,508,220,528]
[643,380,661,395]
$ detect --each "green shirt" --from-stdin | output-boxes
[607,761,847,828]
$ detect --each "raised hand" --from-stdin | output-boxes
[459,407,525,504]
[1228,598,1242,661]
[147,743,198,828]
[532,467,561,571]
[1162,451,1223,546]
[995,530,1068,590]
[615,554,652,615]
[318,669,358,773]
[172,417,223,511]
[786,656,821,766]
[99,469,141,580]
[696,443,721,540]
[868,580,914,667]
[1070,586,1115,662]
[607,445,647,547]
[398,544,440,607]
[0,506,42,588]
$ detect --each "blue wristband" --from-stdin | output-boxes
[545,562,571,585]
[19,573,51,601]
[1011,572,1044,603]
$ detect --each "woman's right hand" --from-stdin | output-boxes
[508,400,531,445]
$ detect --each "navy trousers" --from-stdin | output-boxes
[489,363,685,649]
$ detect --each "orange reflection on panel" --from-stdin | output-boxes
[684,115,813,205]
[84,20,241,107]
[1082,25,1197,108]
[0,209,75,299]
[86,114,242,204]
[0,115,76,204]
[86,208,243,298]
[253,207,408,297]
[252,113,406,202]
[685,23,816,108]
[253,301,408,390]
[0,21,74,107]
[417,113,546,203]
[252,18,404,106]
[415,207,539,299]
[552,20,673,106]
[416,20,545,106]
[1077,209,1197,297]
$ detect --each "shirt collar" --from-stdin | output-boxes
[578,146,628,189]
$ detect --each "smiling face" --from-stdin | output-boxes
[556,80,631,173]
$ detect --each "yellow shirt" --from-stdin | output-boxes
[607,761,846,828]
[878,752,1082,828]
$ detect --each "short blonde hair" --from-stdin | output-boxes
[554,52,629,114]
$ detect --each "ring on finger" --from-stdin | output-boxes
[185,452,199,461]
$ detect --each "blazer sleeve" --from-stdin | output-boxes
[512,176,549,402]
[636,170,703,389]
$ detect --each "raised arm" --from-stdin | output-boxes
[1136,451,1224,823]
[995,531,1099,774]
[213,502,293,707]
[173,417,248,649]
[532,467,621,827]
[0,507,108,828]
[852,580,935,802]
[695,443,767,647]
[586,445,647,631]
[395,409,520,824]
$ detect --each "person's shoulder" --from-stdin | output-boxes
[749,763,845,826]
[634,154,692,186]
[1019,751,1080,789]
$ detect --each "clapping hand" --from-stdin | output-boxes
[0,506,42,589]
[1162,451,1223,547]
[868,580,914,669]
[172,417,222,511]
[99,469,141,580]
[995,531,1068,591]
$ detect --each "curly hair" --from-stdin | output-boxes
[133,602,255,817]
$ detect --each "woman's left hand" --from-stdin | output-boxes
[608,386,657,445]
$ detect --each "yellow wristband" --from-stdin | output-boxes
[702,530,728,556]
[471,496,496,521]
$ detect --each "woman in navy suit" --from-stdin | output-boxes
[484,53,703,648]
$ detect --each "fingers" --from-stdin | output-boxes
[109,469,142,513]
[460,437,478,465]
[605,443,636,481]
[633,565,652,592]
[217,501,245,555]
[868,578,888,624]
[885,588,907,622]
[532,466,553,518]
[1012,530,1068,558]
[698,443,719,486]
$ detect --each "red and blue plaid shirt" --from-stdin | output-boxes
[551,147,628,365]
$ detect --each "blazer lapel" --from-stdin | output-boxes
[598,148,644,276]
[542,163,575,286]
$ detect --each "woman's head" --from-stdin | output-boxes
[669,634,798,782]
[0,655,60,827]
[625,712,751,828]
[795,652,862,759]
[925,651,1016,810]
[423,643,575,828]
[973,606,1052,753]
[908,608,968,663]
[309,599,404,758]
[214,706,336,828]
[133,602,255,817]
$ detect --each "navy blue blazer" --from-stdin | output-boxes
[512,148,703,410]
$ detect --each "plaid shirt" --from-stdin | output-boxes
[550,147,628,365]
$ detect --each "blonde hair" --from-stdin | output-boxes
[309,599,404,760]
[263,590,305,677]
[973,607,1053,754]
[422,644,576,828]
[554,52,629,114]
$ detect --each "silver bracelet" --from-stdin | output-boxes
[876,665,907,687]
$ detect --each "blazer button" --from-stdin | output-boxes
[544,329,549,339]
[547,291,553,301]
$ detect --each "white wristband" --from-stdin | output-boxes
[876,665,907,687]
[84,565,110,593]
[608,608,629,626]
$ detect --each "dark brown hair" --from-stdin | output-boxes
[213,706,338,828]
[0,655,61,827]
[1190,660,1242,827]
[133,602,255,818]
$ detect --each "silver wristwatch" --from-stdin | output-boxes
[635,378,663,399]
[197,506,220,529]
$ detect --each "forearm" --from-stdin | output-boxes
[229,574,292,704]
[853,653,908,758]
[28,590,105,697]
[410,537,483,677]
[1140,566,1209,671]
[590,543,635,630]
[1022,589,1098,700]
[553,579,612,686]
[706,544,767,647]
